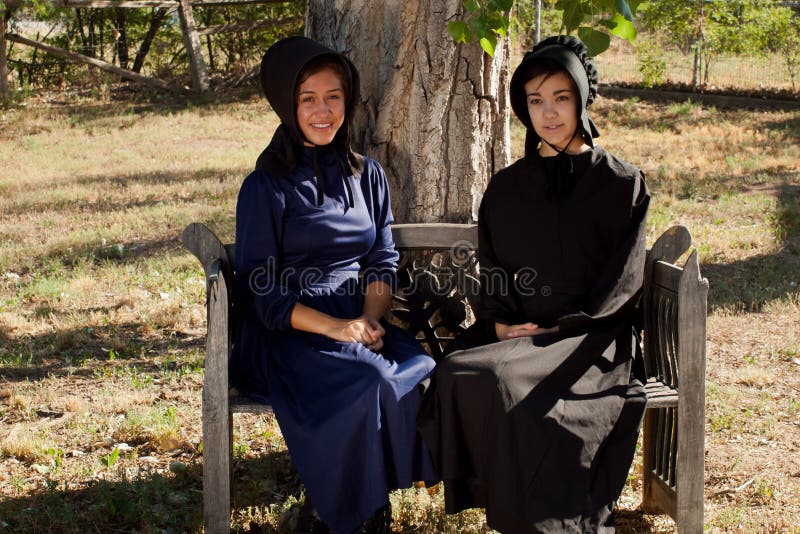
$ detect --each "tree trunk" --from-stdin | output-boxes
[177,0,210,92]
[116,8,129,70]
[98,11,105,61]
[202,9,215,71]
[75,9,89,56]
[132,7,168,73]
[0,10,8,98]
[88,10,96,58]
[306,0,510,224]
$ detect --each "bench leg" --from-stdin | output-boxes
[676,402,705,533]
[641,408,658,513]
[203,393,232,533]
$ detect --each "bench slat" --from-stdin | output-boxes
[645,377,679,408]
[230,394,274,414]
[653,260,683,291]
[392,223,477,249]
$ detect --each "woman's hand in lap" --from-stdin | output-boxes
[495,322,559,341]
[327,316,386,350]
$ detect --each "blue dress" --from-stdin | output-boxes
[231,146,438,534]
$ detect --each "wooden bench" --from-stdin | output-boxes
[182,222,708,534]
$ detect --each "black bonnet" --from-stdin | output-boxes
[510,35,600,155]
[256,36,364,179]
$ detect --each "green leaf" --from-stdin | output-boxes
[480,33,498,56]
[493,20,510,37]
[609,12,637,42]
[472,12,489,37]
[448,20,474,43]
[596,0,616,11]
[486,12,510,35]
[488,0,514,11]
[464,0,480,14]
[578,26,611,56]
[599,18,615,30]
[559,0,585,33]
[627,0,644,17]
[615,0,634,21]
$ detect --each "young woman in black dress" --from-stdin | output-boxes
[419,35,650,533]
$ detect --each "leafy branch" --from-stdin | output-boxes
[448,0,514,57]
[449,0,641,57]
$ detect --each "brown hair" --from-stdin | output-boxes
[295,55,351,107]
[517,57,582,129]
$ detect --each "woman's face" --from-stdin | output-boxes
[295,67,346,147]
[524,70,585,156]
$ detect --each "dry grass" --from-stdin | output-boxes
[0,88,798,532]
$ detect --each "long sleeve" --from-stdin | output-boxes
[235,170,299,331]
[359,163,399,291]
[476,189,520,326]
[556,172,650,334]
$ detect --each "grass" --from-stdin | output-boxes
[0,87,799,532]
[596,36,800,94]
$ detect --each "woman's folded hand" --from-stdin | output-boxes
[327,316,386,351]
[495,322,559,341]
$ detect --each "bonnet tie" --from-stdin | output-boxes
[333,149,355,209]
[541,128,580,199]
[311,146,325,206]
[311,145,355,209]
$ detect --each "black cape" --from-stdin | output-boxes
[418,146,650,533]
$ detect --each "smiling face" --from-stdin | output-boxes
[295,67,346,147]
[524,70,588,156]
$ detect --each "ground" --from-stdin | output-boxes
[0,87,798,532]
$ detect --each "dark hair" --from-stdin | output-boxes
[295,55,352,108]
[530,35,598,106]
[515,57,567,91]
[515,57,581,116]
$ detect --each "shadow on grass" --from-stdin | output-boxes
[0,450,298,534]
[14,217,233,277]
[615,508,675,533]
[0,446,667,534]
[701,183,800,311]
[3,169,243,218]
[5,168,239,275]
[72,167,246,188]
[648,167,799,201]
[26,83,263,130]
[762,114,800,137]
[0,319,204,384]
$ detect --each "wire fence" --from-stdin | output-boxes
[595,38,798,95]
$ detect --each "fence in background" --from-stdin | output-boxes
[595,37,798,96]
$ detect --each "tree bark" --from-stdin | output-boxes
[115,8,129,70]
[177,0,210,92]
[0,10,8,98]
[132,7,168,73]
[306,0,510,224]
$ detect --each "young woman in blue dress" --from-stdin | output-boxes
[230,37,437,534]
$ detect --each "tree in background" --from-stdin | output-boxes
[307,0,638,223]
[307,0,511,224]
[510,0,563,52]
[763,4,800,91]
[638,0,800,90]
[1,0,304,91]
[3,0,636,223]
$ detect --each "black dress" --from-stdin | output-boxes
[418,146,650,533]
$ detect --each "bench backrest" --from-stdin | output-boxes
[640,226,708,510]
[181,222,706,379]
